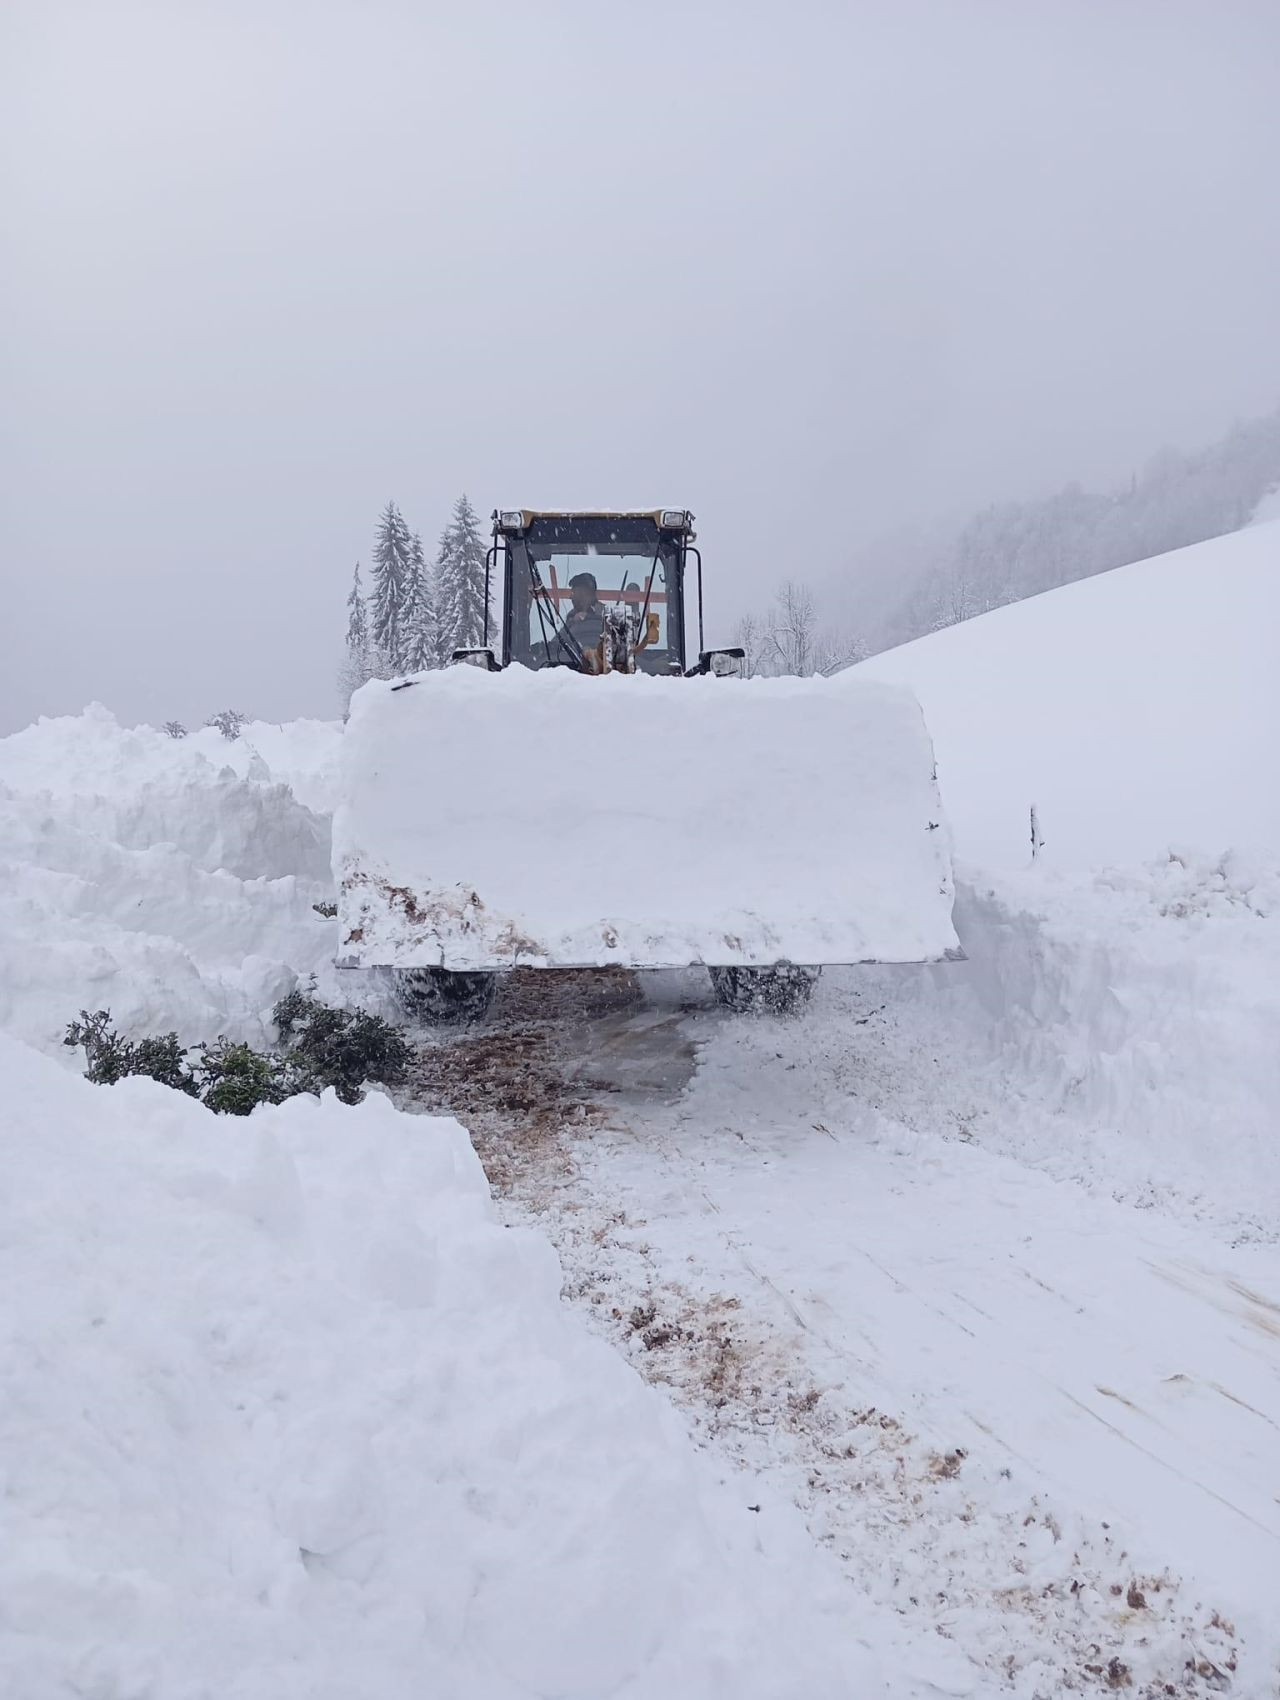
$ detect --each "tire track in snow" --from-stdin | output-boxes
[400,971,1262,1697]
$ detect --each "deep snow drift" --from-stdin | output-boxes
[0,1034,881,1699]
[0,707,343,1053]
[335,666,957,970]
[857,519,1280,869]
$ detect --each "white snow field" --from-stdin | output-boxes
[335,665,957,970]
[857,518,1280,870]
[0,515,1276,1696]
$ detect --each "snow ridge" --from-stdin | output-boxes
[0,707,341,1053]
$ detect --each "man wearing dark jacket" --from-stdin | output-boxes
[564,571,605,653]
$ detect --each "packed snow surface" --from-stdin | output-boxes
[535,963,1280,1695]
[0,1034,885,1699]
[335,666,958,970]
[857,519,1280,869]
[0,707,343,1053]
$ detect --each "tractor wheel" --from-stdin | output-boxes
[707,964,820,1016]
[394,967,498,1026]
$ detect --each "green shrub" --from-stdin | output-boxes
[64,995,411,1116]
[195,1037,296,1116]
[64,1010,199,1095]
[272,990,410,1106]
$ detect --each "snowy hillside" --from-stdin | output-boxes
[857,519,1280,869]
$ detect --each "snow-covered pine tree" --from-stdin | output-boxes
[162,720,187,739]
[346,560,369,656]
[435,494,490,658]
[339,561,380,709]
[368,500,417,671]
[400,532,441,673]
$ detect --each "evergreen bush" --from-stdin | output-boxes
[64,993,411,1116]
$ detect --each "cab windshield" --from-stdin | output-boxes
[507,518,684,673]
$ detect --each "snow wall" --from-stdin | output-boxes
[925,852,1280,1240]
[0,707,345,1053]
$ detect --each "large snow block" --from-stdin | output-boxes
[333,666,958,970]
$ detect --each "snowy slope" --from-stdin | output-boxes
[856,520,1280,869]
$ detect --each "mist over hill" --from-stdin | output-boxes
[829,403,1280,657]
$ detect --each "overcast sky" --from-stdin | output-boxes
[3,0,1279,731]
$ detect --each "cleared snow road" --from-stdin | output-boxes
[410,968,1280,1698]
[675,1000,1280,1608]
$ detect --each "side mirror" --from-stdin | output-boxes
[688,646,746,678]
[451,648,501,671]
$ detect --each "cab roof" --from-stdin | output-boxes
[497,508,694,535]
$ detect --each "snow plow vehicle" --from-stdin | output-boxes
[334,508,958,1020]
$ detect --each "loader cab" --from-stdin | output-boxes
[490,510,695,675]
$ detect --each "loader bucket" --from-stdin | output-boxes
[333,667,958,971]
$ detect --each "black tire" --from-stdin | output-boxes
[707,964,820,1015]
[394,967,498,1026]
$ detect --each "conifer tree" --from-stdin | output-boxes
[346,560,369,657]
[400,532,441,673]
[339,561,379,708]
[435,494,490,657]
[369,500,416,670]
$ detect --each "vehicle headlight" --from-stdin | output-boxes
[660,509,689,530]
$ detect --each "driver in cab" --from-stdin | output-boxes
[564,571,605,653]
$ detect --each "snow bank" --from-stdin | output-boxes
[903,852,1280,1240]
[0,1033,879,1699]
[336,666,957,969]
[856,520,1280,869]
[184,716,345,815]
[0,707,342,1053]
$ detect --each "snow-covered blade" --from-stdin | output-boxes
[334,666,957,970]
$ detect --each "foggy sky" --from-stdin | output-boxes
[4,0,1279,732]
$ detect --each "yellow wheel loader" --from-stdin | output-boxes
[334,509,958,1022]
